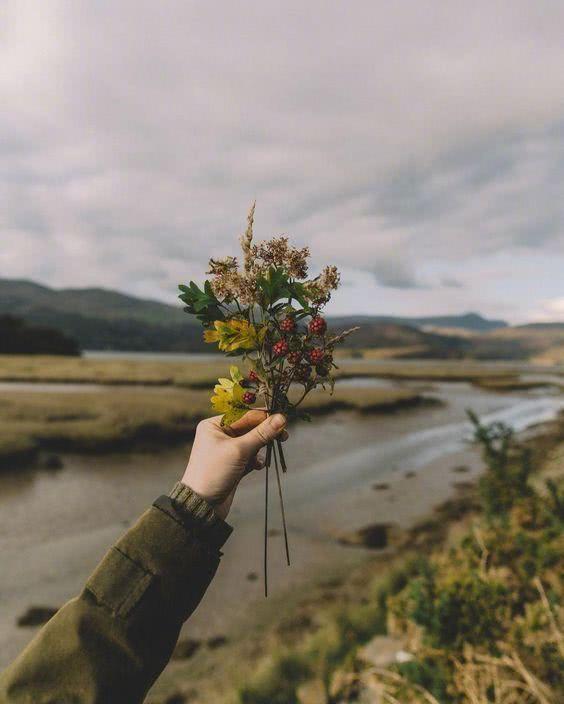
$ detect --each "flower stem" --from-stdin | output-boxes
[264,460,269,598]
[273,442,290,566]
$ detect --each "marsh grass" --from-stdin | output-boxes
[0,355,526,387]
[228,416,564,704]
[0,385,428,468]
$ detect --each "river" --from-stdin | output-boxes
[0,380,562,668]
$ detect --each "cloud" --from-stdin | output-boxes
[370,259,427,290]
[441,278,464,289]
[2,2,564,321]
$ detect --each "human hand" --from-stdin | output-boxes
[181,410,287,519]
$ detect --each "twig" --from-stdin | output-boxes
[273,442,290,565]
[276,437,288,472]
[264,460,269,598]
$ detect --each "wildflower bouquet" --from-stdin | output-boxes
[179,204,357,593]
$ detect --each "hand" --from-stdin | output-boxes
[181,410,288,519]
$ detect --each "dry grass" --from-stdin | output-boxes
[472,377,564,392]
[0,355,527,388]
[0,355,226,387]
[335,360,520,382]
[0,385,428,468]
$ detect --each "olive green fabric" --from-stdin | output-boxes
[0,483,232,704]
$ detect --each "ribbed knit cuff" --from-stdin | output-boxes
[163,481,233,550]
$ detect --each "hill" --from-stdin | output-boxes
[330,312,507,332]
[0,315,79,356]
[0,278,557,359]
[0,279,205,352]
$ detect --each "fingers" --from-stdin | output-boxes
[227,409,268,437]
[236,413,287,454]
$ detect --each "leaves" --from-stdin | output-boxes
[210,366,250,426]
[178,281,225,325]
[203,318,266,352]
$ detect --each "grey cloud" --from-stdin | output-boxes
[370,259,427,290]
[2,2,564,322]
[441,277,464,289]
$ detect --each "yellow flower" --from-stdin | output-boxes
[203,318,266,352]
[210,366,250,426]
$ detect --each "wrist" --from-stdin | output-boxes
[167,481,232,547]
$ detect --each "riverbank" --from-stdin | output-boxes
[0,385,437,470]
[1,354,553,387]
[147,411,564,704]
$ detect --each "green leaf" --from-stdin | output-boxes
[221,405,249,426]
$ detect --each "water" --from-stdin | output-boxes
[0,381,562,667]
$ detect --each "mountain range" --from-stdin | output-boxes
[1,278,561,360]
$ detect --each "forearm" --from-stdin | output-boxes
[0,483,232,704]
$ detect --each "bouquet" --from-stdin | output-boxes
[179,204,357,594]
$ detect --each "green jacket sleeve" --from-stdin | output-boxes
[0,482,232,704]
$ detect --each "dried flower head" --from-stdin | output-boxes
[240,201,256,274]
[304,265,340,304]
[253,237,310,280]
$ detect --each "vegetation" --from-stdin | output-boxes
[6,278,562,359]
[0,355,529,386]
[0,315,79,356]
[226,413,564,704]
[0,386,428,469]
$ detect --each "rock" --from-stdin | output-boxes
[165,695,186,704]
[17,605,58,627]
[452,480,475,491]
[404,470,417,478]
[41,453,63,470]
[207,635,228,649]
[357,634,407,668]
[172,638,201,659]
[452,464,470,473]
[372,482,389,491]
[339,523,398,550]
[297,678,327,704]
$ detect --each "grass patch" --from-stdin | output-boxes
[0,386,429,468]
[473,376,563,392]
[0,355,528,388]
[229,414,564,704]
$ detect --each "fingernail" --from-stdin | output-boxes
[269,414,286,430]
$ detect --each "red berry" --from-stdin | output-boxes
[273,340,289,357]
[280,317,295,333]
[243,391,256,405]
[308,347,325,364]
[308,316,326,335]
[248,370,259,382]
[287,351,302,365]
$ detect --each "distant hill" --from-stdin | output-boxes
[0,315,79,356]
[330,312,507,332]
[0,278,204,352]
[0,278,555,360]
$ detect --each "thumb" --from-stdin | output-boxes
[237,413,287,454]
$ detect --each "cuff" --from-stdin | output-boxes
[153,481,233,551]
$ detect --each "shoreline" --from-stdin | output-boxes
[0,388,439,471]
[148,412,564,704]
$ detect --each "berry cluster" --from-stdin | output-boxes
[279,317,295,333]
[308,316,326,335]
[308,347,325,365]
[273,339,289,357]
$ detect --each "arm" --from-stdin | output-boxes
[0,411,287,704]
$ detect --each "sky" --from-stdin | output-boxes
[1,2,564,324]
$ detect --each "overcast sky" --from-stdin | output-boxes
[2,2,564,323]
